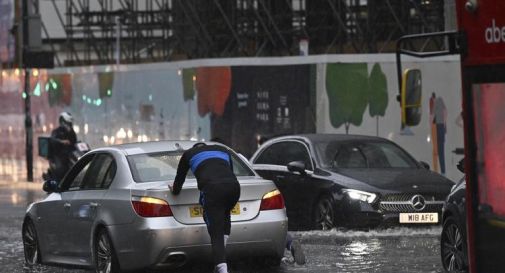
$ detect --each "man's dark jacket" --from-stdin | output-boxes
[172,144,237,194]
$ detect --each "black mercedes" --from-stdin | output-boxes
[250,134,455,230]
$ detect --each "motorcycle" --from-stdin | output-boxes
[38,136,90,182]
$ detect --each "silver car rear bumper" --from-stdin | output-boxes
[107,209,288,270]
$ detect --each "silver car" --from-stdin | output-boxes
[22,141,287,272]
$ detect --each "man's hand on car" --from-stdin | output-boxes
[168,182,176,194]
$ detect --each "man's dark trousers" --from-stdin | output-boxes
[201,182,240,265]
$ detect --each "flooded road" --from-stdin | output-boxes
[0,182,445,273]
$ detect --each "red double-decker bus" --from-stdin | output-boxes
[397,1,505,272]
[457,1,505,272]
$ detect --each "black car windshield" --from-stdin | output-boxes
[315,140,419,169]
[127,150,255,183]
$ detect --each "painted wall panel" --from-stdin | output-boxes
[316,60,463,181]
[0,54,462,182]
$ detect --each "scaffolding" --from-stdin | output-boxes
[43,0,446,66]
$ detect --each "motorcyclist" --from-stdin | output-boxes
[44,112,77,182]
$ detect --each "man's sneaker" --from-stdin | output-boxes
[290,240,306,265]
[214,263,228,273]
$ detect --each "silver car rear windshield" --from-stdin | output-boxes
[127,151,255,183]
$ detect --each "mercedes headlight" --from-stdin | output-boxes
[342,189,377,203]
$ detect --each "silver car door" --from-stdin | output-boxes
[42,154,95,261]
[67,153,115,261]
[34,192,68,260]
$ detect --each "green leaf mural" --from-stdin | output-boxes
[47,74,72,106]
[368,63,388,117]
[326,63,369,133]
[98,72,114,98]
[182,68,196,101]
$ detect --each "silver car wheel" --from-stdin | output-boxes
[315,197,335,230]
[22,220,39,265]
[96,230,116,273]
[441,216,467,272]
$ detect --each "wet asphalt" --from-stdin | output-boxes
[0,182,445,273]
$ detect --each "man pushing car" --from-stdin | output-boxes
[170,142,240,273]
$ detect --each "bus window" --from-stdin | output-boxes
[472,83,505,217]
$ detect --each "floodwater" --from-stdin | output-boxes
[0,182,445,273]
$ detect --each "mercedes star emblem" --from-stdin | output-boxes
[410,195,426,211]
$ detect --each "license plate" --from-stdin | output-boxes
[189,203,240,218]
[399,213,438,223]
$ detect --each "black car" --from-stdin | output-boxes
[250,134,455,230]
[440,156,505,273]
[440,174,468,272]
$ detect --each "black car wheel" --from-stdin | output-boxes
[22,219,40,266]
[95,229,120,273]
[314,196,336,230]
[441,216,468,272]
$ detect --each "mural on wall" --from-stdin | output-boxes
[368,63,389,133]
[195,67,232,117]
[0,67,210,158]
[47,74,72,106]
[85,69,209,146]
[429,92,448,174]
[326,63,388,134]
[208,65,316,157]
[98,72,114,99]
[0,56,463,182]
[182,68,196,101]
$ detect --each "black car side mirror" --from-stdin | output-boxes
[43,180,59,193]
[287,161,306,175]
[420,161,430,170]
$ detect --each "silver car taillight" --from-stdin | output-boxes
[131,196,173,217]
[260,190,285,211]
